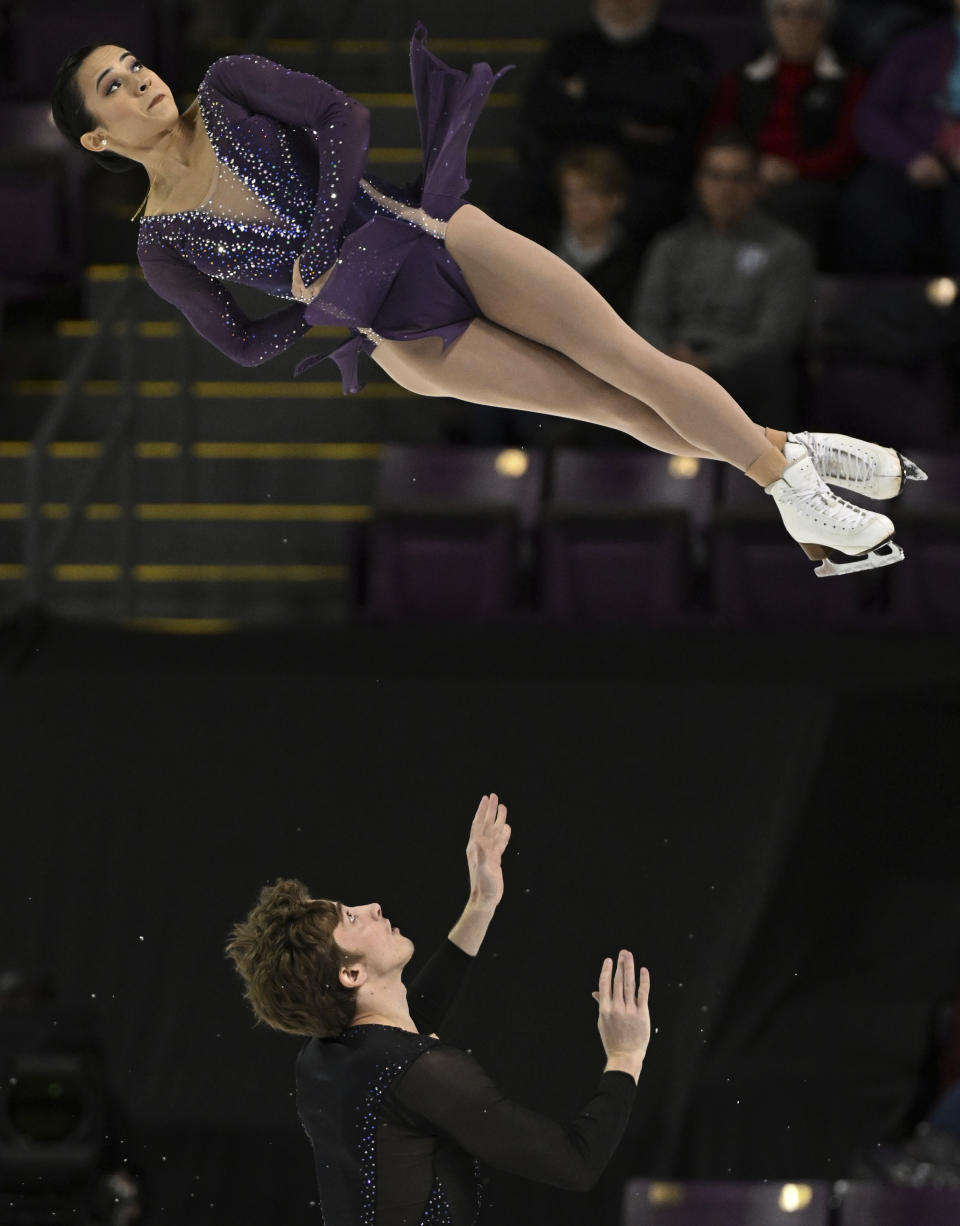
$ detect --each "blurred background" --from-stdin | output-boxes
[2,1,960,1224]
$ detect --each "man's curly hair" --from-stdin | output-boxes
[225,879,357,1037]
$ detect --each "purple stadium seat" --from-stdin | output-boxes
[367,445,544,622]
[806,360,953,452]
[621,1179,830,1226]
[804,277,955,450]
[837,1182,960,1226]
[0,167,71,297]
[0,102,77,159]
[713,469,863,627]
[3,2,160,100]
[541,449,715,624]
[886,452,960,628]
[374,445,544,531]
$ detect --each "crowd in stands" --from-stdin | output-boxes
[1,0,957,448]
[498,0,960,441]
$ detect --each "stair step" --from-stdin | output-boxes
[3,388,461,445]
[0,502,373,521]
[0,573,353,625]
[0,452,380,502]
[0,518,362,564]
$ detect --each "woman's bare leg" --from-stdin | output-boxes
[444,206,787,485]
[371,319,717,457]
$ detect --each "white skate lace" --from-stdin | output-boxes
[804,434,875,486]
[788,475,869,532]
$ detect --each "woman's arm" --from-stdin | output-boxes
[140,250,309,366]
[204,55,370,284]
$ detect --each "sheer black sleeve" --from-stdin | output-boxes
[391,1044,636,1192]
[406,940,473,1035]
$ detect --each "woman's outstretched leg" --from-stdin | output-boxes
[371,319,718,459]
[431,207,907,574]
[444,206,785,483]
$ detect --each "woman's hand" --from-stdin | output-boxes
[465,793,511,909]
[291,255,330,303]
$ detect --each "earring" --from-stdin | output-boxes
[100,138,107,146]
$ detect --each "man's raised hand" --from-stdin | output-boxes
[593,951,651,1083]
[465,793,511,909]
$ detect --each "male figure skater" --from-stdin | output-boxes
[226,794,651,1225]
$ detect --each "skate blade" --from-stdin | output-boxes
[813,541,904,578]
[899,453,928,484]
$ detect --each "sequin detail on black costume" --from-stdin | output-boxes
[357,1057,454,1226]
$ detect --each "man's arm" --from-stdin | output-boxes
[448,793,510,956]
[407,794,511,1033]
[394,953,651,1191]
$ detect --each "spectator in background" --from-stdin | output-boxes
[832,0,939,68]
[550,148,646,318]
[838,1,960,273]
[513,0,711,249]
[708,0,866,255]
[632,130,813,425]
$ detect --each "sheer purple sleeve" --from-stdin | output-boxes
[140,249,310,367]
[205,55,371,284]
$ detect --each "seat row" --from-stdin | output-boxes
[362,445,960,628]
[621,1178,960,1225]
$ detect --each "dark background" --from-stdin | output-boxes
[2,622,959,1224]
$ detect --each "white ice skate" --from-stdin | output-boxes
[789,431,927,501]
[766,443,904,578]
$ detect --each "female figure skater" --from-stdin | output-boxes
[52,30,924,577]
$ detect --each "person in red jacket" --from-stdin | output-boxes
[707,0,866,257]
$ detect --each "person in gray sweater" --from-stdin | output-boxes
[632,129,813,425]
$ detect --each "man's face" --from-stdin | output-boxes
[696,146,759,229]
[593,0,661,39]
[768,0,828,64]
[333,902,414,978]
[558,169,625,233]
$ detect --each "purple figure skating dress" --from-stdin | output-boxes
[137,25,508,393]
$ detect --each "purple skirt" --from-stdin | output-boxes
[299,25,510,393]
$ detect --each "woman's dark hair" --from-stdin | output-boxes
[51,44,139,174]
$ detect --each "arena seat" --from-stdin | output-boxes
[804,277,956,450]
[0,164,73,299]
[366,444,543,621]
[2,2,162,99]
[886,451,960,628]
[540,449,713,624]
[621,1179,830,1225]
[712,468,863,627]
[836,1181,960,1226]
